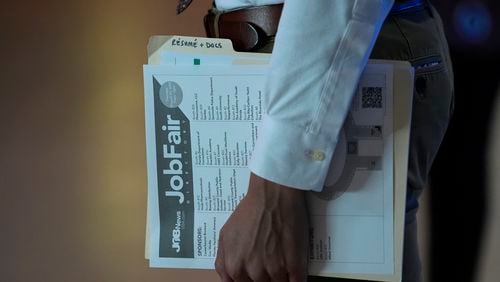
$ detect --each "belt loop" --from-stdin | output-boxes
[206,6,223,38]
[390,0,424,14]
[213,10,222,38]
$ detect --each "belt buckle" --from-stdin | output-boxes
[218,20,261,51]
[205,5,282,52]
[205,10,257,51]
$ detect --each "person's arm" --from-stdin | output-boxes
[250,0,394,191]
[215,1,394,281]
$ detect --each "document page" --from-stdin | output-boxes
[144,63,395,277]
[308,65,394,276]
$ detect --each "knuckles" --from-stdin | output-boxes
[266,265,287,280]
[214,256,224,274]
[226,266,245,280]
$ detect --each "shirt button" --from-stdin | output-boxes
[305,149,325,161]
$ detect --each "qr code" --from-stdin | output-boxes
[362,87,383,109]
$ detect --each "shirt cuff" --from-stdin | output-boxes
[249,115,336,192]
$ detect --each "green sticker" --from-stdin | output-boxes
[193,58,201,65]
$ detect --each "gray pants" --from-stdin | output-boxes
[310,4,454,282]
[250,3,454,282]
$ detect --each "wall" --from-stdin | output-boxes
[0,1,219,281]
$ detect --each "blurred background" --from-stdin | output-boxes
[0,0,498,282]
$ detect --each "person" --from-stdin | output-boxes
[177,0,454,281]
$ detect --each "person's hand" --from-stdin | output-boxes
[215,173,310,282]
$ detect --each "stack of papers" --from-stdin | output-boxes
[143,35,414,282]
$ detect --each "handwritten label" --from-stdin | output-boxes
[171,38,223,49]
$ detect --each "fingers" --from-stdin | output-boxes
[222,260,255,282]
[225,266,253,282]
[288,272,308,282]
[215,262,233,282]
[265,262,288,282]
[214,185,310,282]
[215,244,252,282]
[215,243,233,282]
[217,258,303,282]
[216,248,280,282]
[233,276,253,282]
[286,255,308,282]
[217,267,304,282]
[216,245,306,282]
[267,272,288,282]
[247,267,272,282]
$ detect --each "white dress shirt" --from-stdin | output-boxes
[215,0,284,10]
[215,0,395,191]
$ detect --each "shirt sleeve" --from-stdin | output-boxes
[248,0,395,191]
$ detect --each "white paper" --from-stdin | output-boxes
[308,65,394,276]
[144,62,395,276]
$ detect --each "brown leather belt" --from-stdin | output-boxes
[204,4,283,52]
[204,0,425,52]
